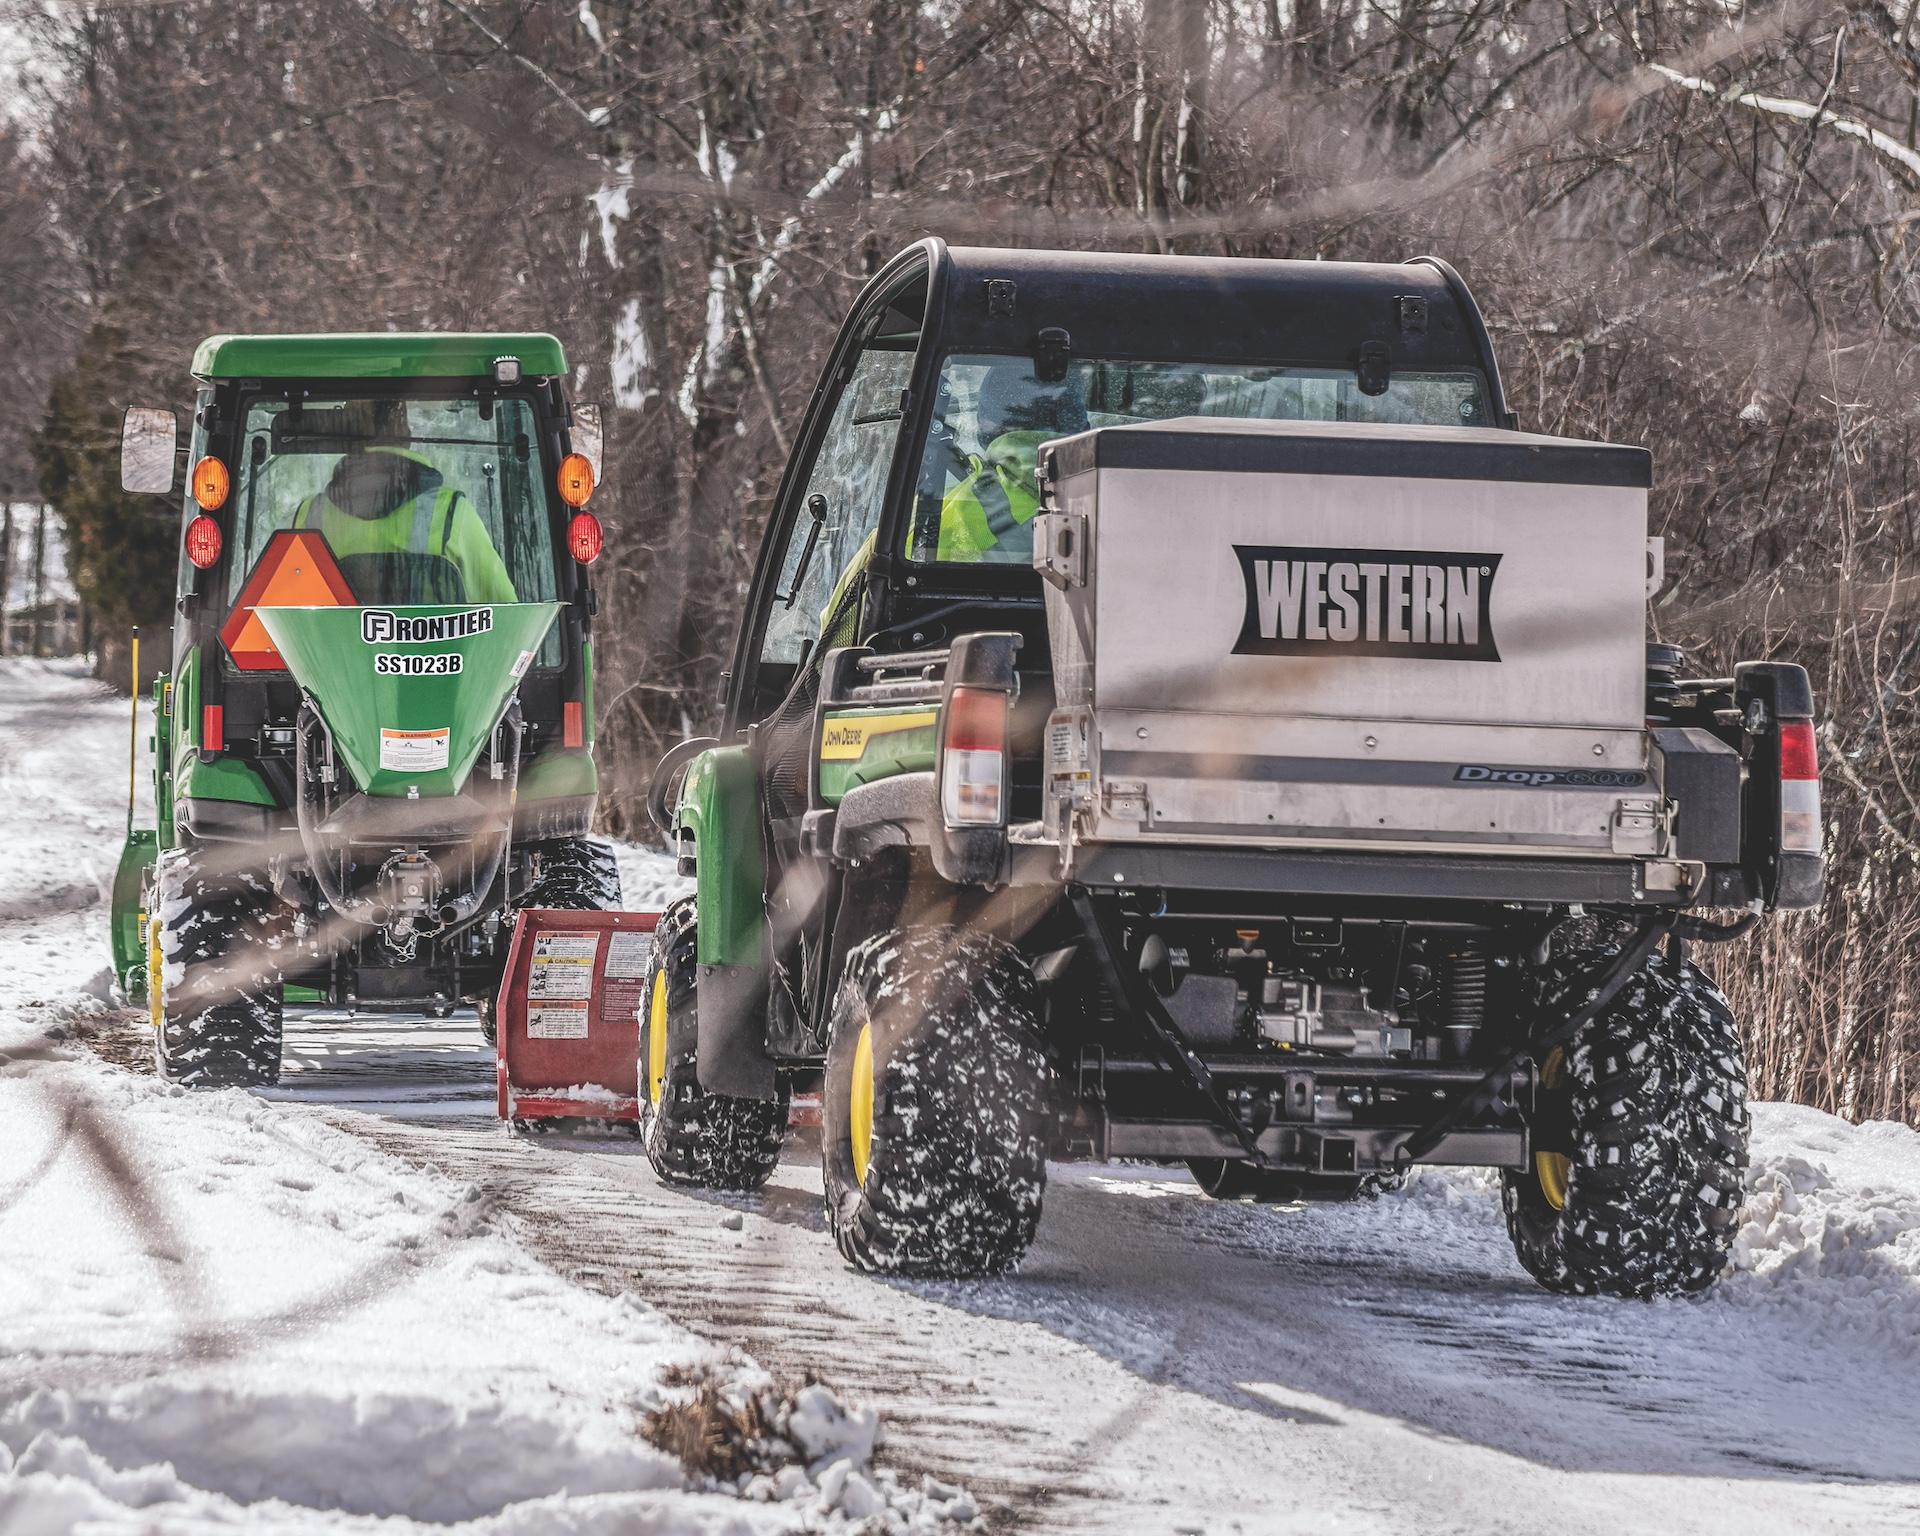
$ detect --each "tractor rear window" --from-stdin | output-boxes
[907,355,1490,565]
[228,394,562,664]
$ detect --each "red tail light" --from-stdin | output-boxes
[185,515,223,569]
[1778,719,1822,853]
[202,704,224,753]
[563,700,585,750]
[1778,720,1818,780]
[568,511,604,564]
[941,687,1008,828]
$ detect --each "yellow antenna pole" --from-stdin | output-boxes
[127,626,140,834]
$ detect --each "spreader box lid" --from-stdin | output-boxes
[1041,416,1652,490]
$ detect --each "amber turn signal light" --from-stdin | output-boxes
[557,452,594,509]
[191,456,230,511]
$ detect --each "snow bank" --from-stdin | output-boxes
[615,840,693,914]
[0,1027,977,1533]
[1718,1103,1920,1350]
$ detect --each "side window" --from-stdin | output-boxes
[759,345,915,664]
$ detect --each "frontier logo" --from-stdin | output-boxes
[1233,545,1501,662]
[360,607,495,645]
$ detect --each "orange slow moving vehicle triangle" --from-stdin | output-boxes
[220,530,357,671]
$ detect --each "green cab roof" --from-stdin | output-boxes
[191,332,568,381]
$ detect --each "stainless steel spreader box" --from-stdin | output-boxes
[1032,418,1663,865]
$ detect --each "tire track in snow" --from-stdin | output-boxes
[341,1115,1129,1533]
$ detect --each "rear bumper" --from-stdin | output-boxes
[821,768,1710,907]
[1026,839,1695,907]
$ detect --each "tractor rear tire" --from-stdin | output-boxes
[520,836,623,912]
[150,847,287,1088]
[638,900,787,1190]
[1502,943,1750,1298]
[822,926,1050,1278]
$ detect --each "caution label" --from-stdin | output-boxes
[379,726,450,773]
[528,930,600,1001]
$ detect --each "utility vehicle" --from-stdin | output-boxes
[111,333,620,1085]
[640,242,1823,1297]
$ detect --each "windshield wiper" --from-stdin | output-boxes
[778,494,829,609]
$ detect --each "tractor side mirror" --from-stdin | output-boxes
[121,408,178,494]
[571,402,604,479]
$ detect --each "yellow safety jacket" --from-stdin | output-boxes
[935,430,1050,562]
[294,449,516,604]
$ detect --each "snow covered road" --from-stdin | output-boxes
[4,657,1920,1534]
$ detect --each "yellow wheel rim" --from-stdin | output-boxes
[147,915,164,1037]
[646,970,669,1108]
[849,1021,875,1186]
[1535,1046,1572,1211]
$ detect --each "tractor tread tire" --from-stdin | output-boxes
[1502,945,1750,1298]
[639,900,787,1191]
[823,926,1049,1278]
[488,836,622,1041]
[152,848,286,1088]
[520,837,623,913]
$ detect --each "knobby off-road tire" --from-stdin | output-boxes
[1503,944,1750,1298]
[637,900,787,1190]
[519,836,623,912]
[823,926,1050,1278]
[150,847,287,1088]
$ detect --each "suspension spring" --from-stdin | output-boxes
[1441,940,1489,1061]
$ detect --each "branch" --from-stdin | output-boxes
[436,0,603,131]
[1650,61,1920,189]
[746,106,899,309]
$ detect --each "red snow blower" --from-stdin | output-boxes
[495,908,660,1128]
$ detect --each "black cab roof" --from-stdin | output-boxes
[896,243,1508,421]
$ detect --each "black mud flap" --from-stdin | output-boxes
[694,961,779,1099]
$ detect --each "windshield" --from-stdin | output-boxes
[908,355,1492,564]
[229,395,561,659]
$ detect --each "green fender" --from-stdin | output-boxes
[675,745,765,970]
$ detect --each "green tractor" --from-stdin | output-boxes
[109,333,621,1086]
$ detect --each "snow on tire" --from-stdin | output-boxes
[822,925,1050,1279]
[150,847,287,1088]
[638,899,787,1191]
[1503,943,1750,1298]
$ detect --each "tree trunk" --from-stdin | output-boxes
[0,502,14,657]
[30,504,48,659]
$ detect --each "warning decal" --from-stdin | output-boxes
[528,931,600,1001]
[379,726,451,773]
[527,1001,590,1039]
